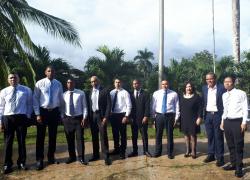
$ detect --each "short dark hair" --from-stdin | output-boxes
[224,75,236,84]
[206,72,216,79]
[183,81,196,95]
[45,65,55,71]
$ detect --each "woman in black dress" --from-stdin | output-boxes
[179,82,202,159]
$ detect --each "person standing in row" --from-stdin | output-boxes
[63,79,88,165]
[128,79,151,157]
[0,73,32,174]
[179,82,202,159]
[88,76,112,165]
[33,66,64,170]
[220,76,249,178]
[202,72,225,167]
[110,78,132,159]
[151,80,180,159]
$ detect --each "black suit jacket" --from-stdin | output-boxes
[130,89,150,124]
[202,83,226,117]
[87,86,111,121]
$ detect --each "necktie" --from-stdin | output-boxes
[92,89,98,112]
[48,81,53,107]
[69,91,74,116]
[112,90,118,112]
[10,86,17,112]
[161,89,167,113]
[136,91,139,99]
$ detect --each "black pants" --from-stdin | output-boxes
[155,113,175,155]
[63,115,85,160]
[110,113,127,154]
[36,107,60,161]
[3,114,27,166]
[131,120,148,153]
[224,118,244,168]
[90,111,109,159]
[205,112,224,160]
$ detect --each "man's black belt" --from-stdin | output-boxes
[226,117,242,121]
[156,112,175,115]
[206,111,218,115]
[41,107,59,112]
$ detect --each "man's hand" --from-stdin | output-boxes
[220,121,224,131]
[102,117,107,126]
[122,116,128,124]
[36,115,42,123]
[81,119,87,128]
[173,119,178,127]
[142,117,148,124]
[0,124,4,132]
[241,123,247,133]
[196,118,202,126]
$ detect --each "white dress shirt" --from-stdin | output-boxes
[63,89,88,119]
[206,85,218,112]
[151,89,180,120]
[33,78,64,116]
[134,89,141,98]
[110,88,132,116]
[91,87,99,111]
[222,88,249,124]
[0,84,33,123]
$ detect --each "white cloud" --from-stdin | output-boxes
[25,0,250,68]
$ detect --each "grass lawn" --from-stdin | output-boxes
[0,123,206,148]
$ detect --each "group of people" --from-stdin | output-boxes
[0,66,248,178]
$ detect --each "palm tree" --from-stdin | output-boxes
[232,0,240,63]
[0,0,81,88]
[134,48,154,79]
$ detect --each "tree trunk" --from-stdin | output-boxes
[232,0,240,63]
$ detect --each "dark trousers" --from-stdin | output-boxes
[131,120,148,153]
[224,118,244,168]
[205,112,224,160]
[155,113,175,155]
[90,111,109,159]
[63,115,84,160]
[3,114,27,166]
[36,107,60,161]
[110,113,127,154]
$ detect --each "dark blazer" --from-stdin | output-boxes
[87,86,111,120]
[202,83,226,117]
[130,89,150,123]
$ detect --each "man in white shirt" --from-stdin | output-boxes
[0,73,32,174]
[109,78,132,159]
[63,79,88,165]
[220,76,249,178]
[33,66,64,170]
[202,72,226,166]
[151,80,180,159]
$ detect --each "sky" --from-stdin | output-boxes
[25,0,250,70]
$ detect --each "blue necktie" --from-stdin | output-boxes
[162,89,167,113]
[48,81,53,107]
[10,87,17,112]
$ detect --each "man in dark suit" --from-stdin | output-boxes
[128,79,151,157]
[202,72,226,167]
[87,76,112,165]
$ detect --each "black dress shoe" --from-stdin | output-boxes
[65,158,76,164]
[18,163,28,170]
[168,154,174,159]
[3,165,13,174]
[223,164,236,171]
[216,160,225,167]
[105,158,112,165]
[109,149,120,155]
[144,151,152,157]
[89,156,100,162]
[191,154,196,159]
[184,153,190,158]
[79,159,88,165]
[153,154,161,158]
[128,151,138,157]
[119,153,126,159]
[203,155,215,163]
[235,168,244,178]
[36,161,44,171]
[48,157,55,164]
